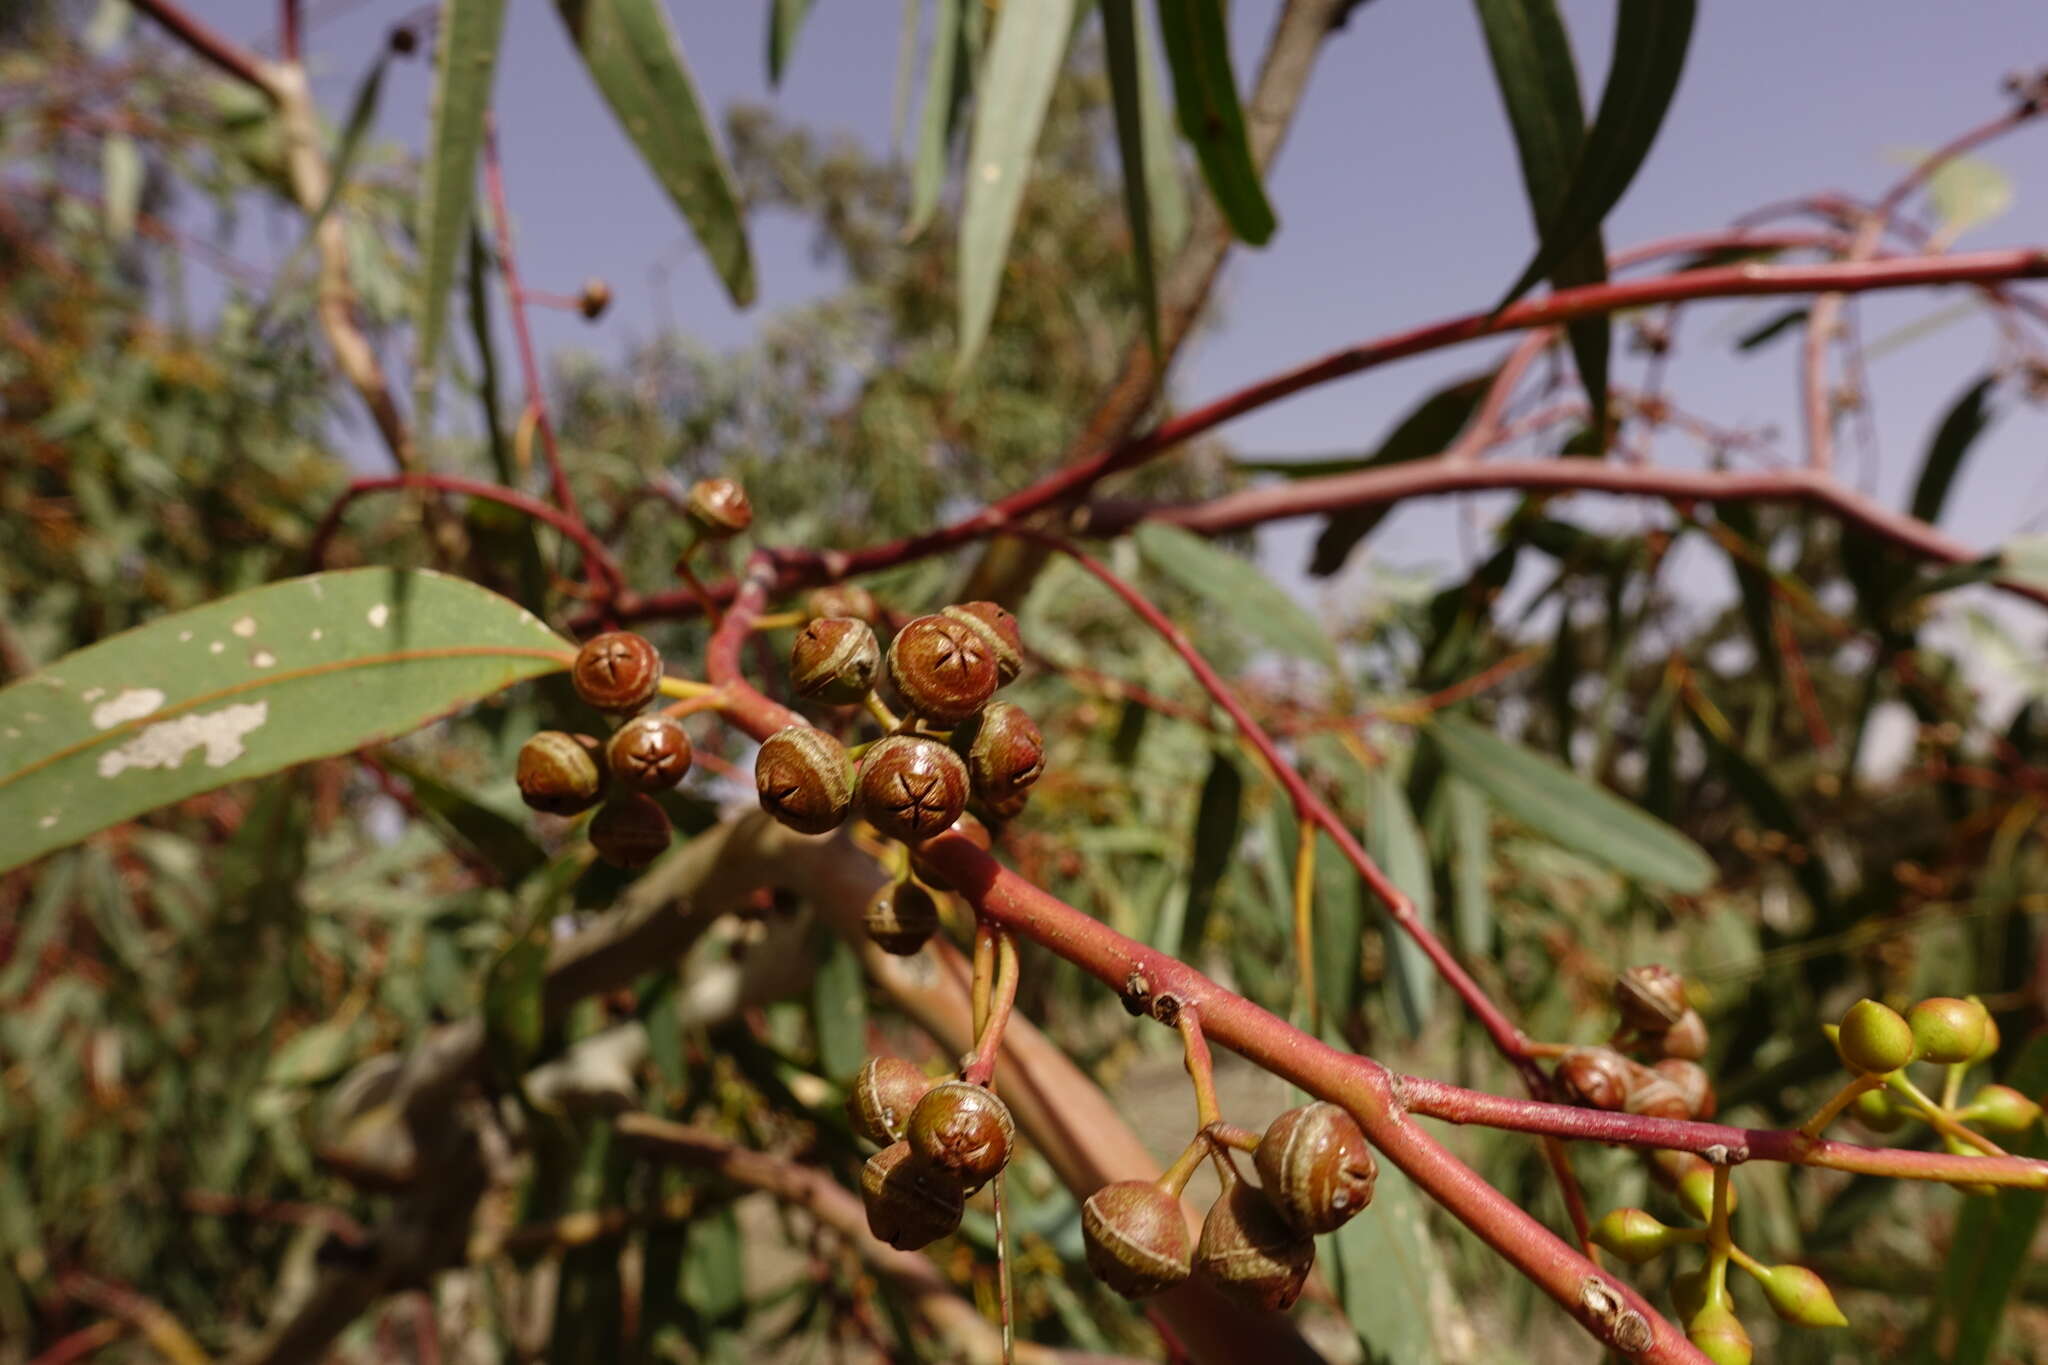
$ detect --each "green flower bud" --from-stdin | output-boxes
[1971,1004,2002,1064]
[1908,996,1989,1066]
[1687,1303,1753,1365]
[1960,1083,2043,1134]
[1755,1263,1848,1328]
[1851,1086,1907,1133]
[1836,999,1916,1074]
[1591,1208,1683,1265]
[1677,1164,1735,1224]
[1671,1265,1730,1322]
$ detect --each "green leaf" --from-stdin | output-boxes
[1362,764,1434,1036]
[1175,748,1243,955]
[1101,0,1161,353]
[1443,777,1494,954]
[767,0,814,84]
[1909,374,1997,525]
[1495,0,1697,314]
[951,0,1076,379]
[905,0,969,240]
[810,932,868,1084]
[1427,714,1714,891]
[1135,522,1337,671]
[1154,0,1274,245]
[1329,1147,1448,1364]
[0,568,571,874]
[415,0,508,426]
[266,1015,361,1086]
[378,754,548,884]
[1886,146,2015,239]
[1306,372,1494,576]
[102,132,141,244]
[556,0,756,308]
[484,914,550,1087]
[1469,0,1610,440]
[1915,1032,2048,1364]
[1312,830,1364,1027]
[1734,305,1807,352]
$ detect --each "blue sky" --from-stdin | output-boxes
[172,1,2046,607]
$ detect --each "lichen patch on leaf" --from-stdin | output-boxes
[231,615,258,638]
[96,702,269,779]
[90,688,166,730]
[367,604,390,628]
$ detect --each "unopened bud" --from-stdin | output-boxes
[1755,1263,1848,1328]
[1591,1208,1684,1265]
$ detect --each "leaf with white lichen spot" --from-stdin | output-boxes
[0,568,571,874]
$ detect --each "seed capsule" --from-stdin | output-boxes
[791,617,881,704]
[1655,1008,1710,1061]
[1622,1068,1692,1121]
[577,277,611,320]
[1615,963,1689,1033]
[848,1057,935,1146]
[1253,1102,1377,1235]
[1081,1181,1192,1300]
[863,881,940,956]
[571,632,664,713]
[806,584,879,624]
[860,1141,964,1251]
[1652,1058,1717,1120]
[858,735,971,843]
[1908,996,1989,1065]
[886,615,998,724]
[588,793,671,867]
[954,700,1045,806]
[1556,1046,1634,1111]
[755,726,856,834]
[941,601,1024,685]
[1194,1177,1315,1311]
[1837,999,1916,1074]
[906,1080,1015,1194]
[685,476,752,537]
[517,730,606,814]
[605,714,692,791]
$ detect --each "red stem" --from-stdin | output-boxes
[480,117,582,533]
[306,472,629,602]
[1018,529,1549,1092]
[1084,458,2048,611]
[130,0,276,96]
[597,244,2047,631]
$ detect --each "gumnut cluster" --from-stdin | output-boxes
[1830,993,2042,1144]
[1554,964,1717,1124]
[1081,1102,1376,1310]
[847,1062,1018,1251]
[755,599,1043,851]
[516,630,690,867]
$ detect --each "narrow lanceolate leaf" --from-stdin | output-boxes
[1176,748,1243,956]
[1135,5,1188,254]
[1135,522,1338,671]
[1909,374,1997,524]
[1363,765,1435,1036]
[1915,1032,2048,1365]
[1443,777,1494,954]
[767,0,815,85]
[1329,1153,1450,1365]
[1101,0,1162,353]
[1428,714,1714,891]
[0,569,571,874]
[951,0,1075,380]
[811,932,868,1083]
[1734,305,1807,352]
[905,0,968,240]
[415,0,509,425]
[556,0,756,307]
[1470,0,1610,437]
[1302,371,1494,576]
[1496,0,1697,312]
[1155,0,1274,245]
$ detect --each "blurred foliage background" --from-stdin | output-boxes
[5,2,2048,1364]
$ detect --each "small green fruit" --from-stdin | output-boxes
[1590,1208,1682,1265]
[1755,1263,1848,1328]
[1960,1083,2043,1134]
[1908,996,1989,1066]
[1836,999,1916,1074]
[1687,1303,1753,1365]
